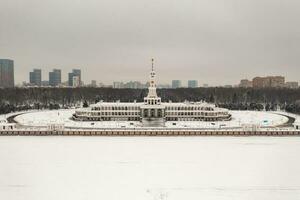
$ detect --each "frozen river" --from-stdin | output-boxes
[0,136,300,200]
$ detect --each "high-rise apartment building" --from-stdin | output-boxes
[253,76,285,88]
[49,69,61,86]
[68,69,81,87]
[72,76,80,87]
[0,59,14,88]
[172,80,182,88]
[188,80,198,88]
[239,79,253,88]
[29,69,42,86]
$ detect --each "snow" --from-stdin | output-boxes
[166,111,289,129]
[12,109,289,129]
[0,136,300,200]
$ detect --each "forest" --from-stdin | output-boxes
[0,87,300,115]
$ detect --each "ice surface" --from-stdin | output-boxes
[0,136,300,200]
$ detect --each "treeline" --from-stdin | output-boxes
[0,87,300,115]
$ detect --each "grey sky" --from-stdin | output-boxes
[1,0,300,86]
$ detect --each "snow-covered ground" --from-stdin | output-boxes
[12,109,289,129]
[274,111,300,128]
[0,136,300,200]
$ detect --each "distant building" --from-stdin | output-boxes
[72,76,80,87]
[49,69,61,86]
[188,80,198,88]
[269,76,285,87]
[113,82,124,89]
[91,80,97,87]
[253,76,285,88]
[157,84,171,89]
[172,80,182,88]
[252,77,269,88]
[29,69,42,86]
[98,82,105,88]
[285,82,298,89]
[124,81,144,89]
[68,69,81,87]
[239,79,252,88]
[203,84,209,88]
[0,59,14,88]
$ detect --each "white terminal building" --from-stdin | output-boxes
[73,59,231,126]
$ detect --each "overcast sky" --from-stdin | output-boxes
[1,0,300,86]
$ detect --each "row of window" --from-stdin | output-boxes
[165,106,214,111]
[166,112,226,116]
[0,125,15,130]
[81,112,140,116]
[79,117,140,121]
[145,99,161,105]
[91,106,218,111]
[76,112,227,117]
[166,117,225,121]
[92,106,140,111]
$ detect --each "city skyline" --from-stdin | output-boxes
[1,61,299,88]
[2,60,300,87]
[2,57,300,87]
[1,0,300,85]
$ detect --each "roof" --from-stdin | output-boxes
[162,102,213,107]
[91,101,217,107]
[92,102,144,107]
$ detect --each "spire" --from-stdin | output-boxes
[151,58,154,71]
[145,58,158,99]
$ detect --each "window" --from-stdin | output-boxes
[158,109,162,117]
[151,109,155,117]
[144,109,148,117]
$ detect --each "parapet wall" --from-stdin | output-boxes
[0,130,300,136]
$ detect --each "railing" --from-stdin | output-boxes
[1,129,300,136]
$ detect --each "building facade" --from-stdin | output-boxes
[172,80,182,88]
[0,59,14,88]
[72,76,80,87]
[253,76,285,88]
[239,79,252,88]
[29,69,42,86]
[73,60,231,126]
[188,80,198,88]
[113,82,124,89]
[68,69,81,87]
[49,69,61,86]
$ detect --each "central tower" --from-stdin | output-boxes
[144,58,161,105]
[141,58,165,127]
